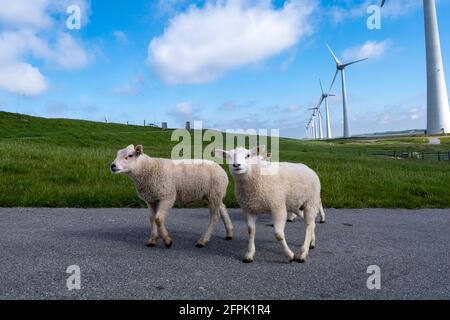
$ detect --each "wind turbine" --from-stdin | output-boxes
[318,78,336,139]
[381,0,450,134]
[307,116,314,139]
[308,113,317,140]
[309,107,323,139]
[309,115,316,139]
[327,44,367,138]
[308,116,315,139]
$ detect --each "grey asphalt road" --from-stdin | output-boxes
[1,208,450,300]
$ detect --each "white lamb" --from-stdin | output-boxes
[258,152,325,224]
[215,146,325,263]
[111,144,233,248]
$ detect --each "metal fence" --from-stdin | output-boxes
[369,150,450,161]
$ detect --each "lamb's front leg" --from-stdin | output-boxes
[146,203,159,247]
[154,199,175,248]
[272,209,294,263]
[243,213,257,263]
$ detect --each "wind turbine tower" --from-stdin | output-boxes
[382,0,450,134]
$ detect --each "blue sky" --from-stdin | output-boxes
[1,0,450,138]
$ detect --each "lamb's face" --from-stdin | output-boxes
[111,144,143,174]
[228,147,252,175]
[215,146,265,176]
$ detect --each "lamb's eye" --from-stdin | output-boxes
[246,154,250,159]
[128,155,133,158]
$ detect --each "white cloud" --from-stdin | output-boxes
[156,0,191,16]
[0,0,52,29]
[113,75,146,96]
[0,62,48,96]
[0,0,91,96]
[147,0,316,84]
[284,104,301,112]
[51,33,90,69]
[113,30,128,44]
[342,40,391,61]
[175,102,194,115]
[168,101,201,124]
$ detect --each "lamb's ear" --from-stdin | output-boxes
[214,149,228,159]
[135,145,143,156]
[250,145,266,156]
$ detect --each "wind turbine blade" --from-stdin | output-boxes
[326,44,340,65]
[343,57,368,67]
[329,70,339,92]
[319,78,324,94]
[380,0,385,8]
[316,97,324,109]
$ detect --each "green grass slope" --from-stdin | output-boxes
[1,111,450,208]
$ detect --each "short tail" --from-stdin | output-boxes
[319,201,326,223]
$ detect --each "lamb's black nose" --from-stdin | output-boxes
[233,163,241,168]
[111,164,116,170]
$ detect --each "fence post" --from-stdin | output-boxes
[448,151,450,161]
[438,151,441,161]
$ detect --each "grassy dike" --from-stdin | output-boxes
[1,111,450,208]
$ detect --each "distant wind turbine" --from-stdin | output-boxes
[318,78,336,139]
[381,0,450,134]
[309,107,323,139]
[105,113,108,123]
[327,44,367,138]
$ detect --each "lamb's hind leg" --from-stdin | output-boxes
[272,208,294,263]
[219,203,233,240]
[196,202,220,247]
[294,206,316,263]
[146,203,159,247]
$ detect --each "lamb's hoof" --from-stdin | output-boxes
[287,219,295,223]
[146,243,156,248]
[319,220,326,224]
[242,258,254,263]
[165,241,173,249]
[309,244,315,250]
[195,243,205,248]
[294,257,306,263]
[225,236,233,241]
